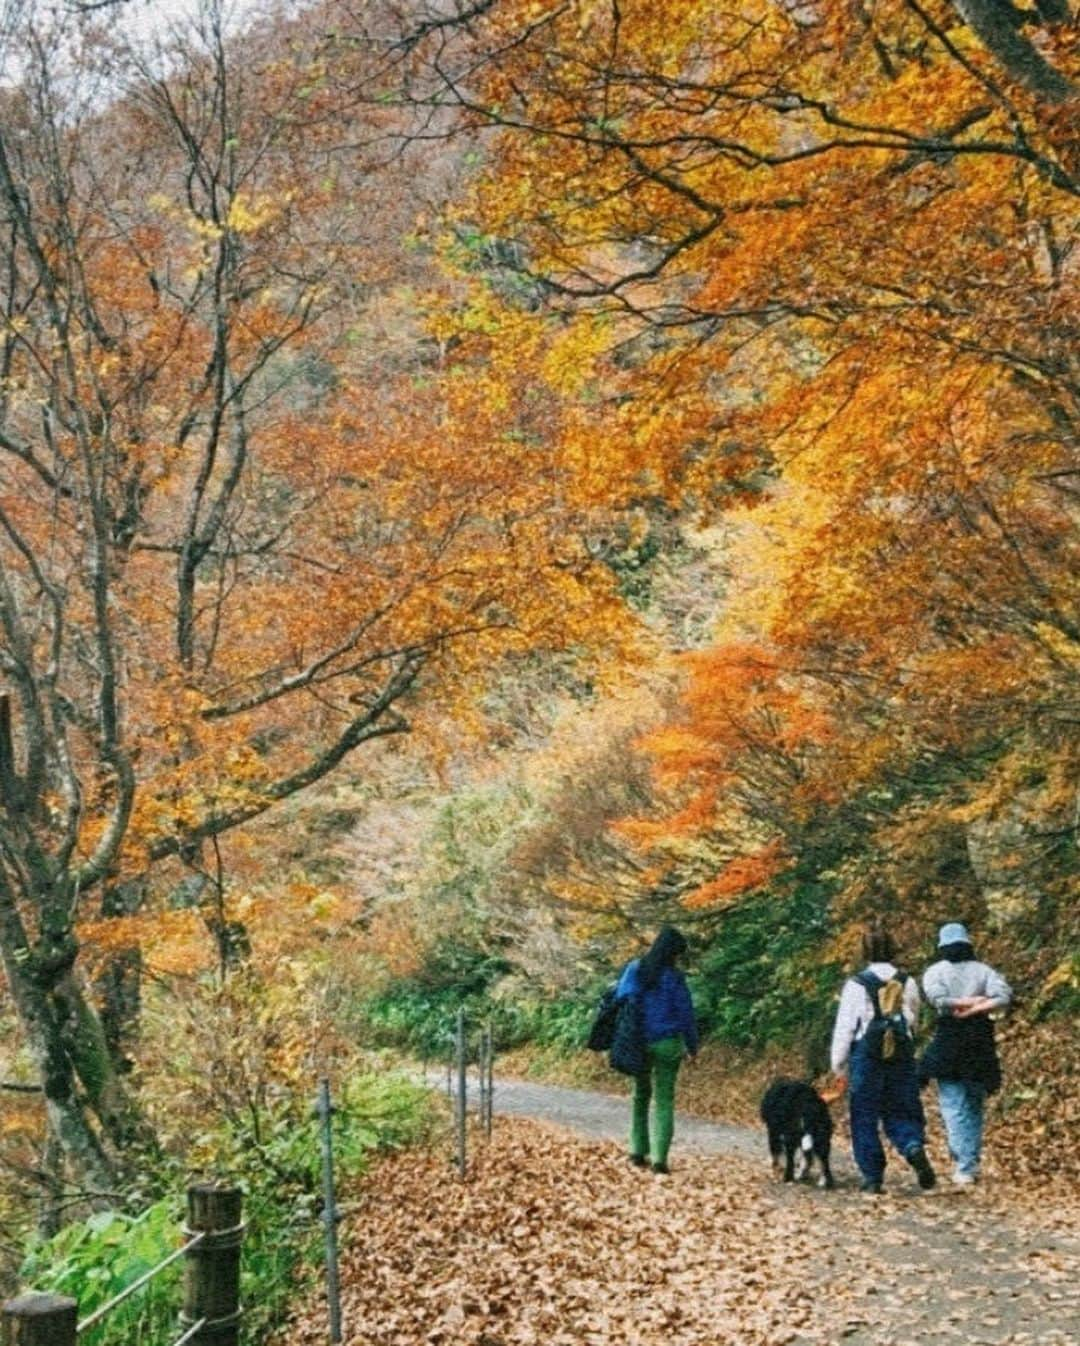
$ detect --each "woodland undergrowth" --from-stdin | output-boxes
[1,970,435,1340]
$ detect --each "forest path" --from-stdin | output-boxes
[442,1070,764,1158]
[279,1083,1080,1346]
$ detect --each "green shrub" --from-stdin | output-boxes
[21,1202,180,1346]
[235,1071,434,1342]
[354,940,516,1058]
[355,866,842,1073]
[358,885,843,1072]
[504,991,604,1054]
[355,965,609,1062]
[690,874,839,1065]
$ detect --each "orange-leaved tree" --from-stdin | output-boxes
[383,0,1078,918]
[0,1,634,1188]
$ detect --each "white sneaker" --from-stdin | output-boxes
[951,1170,976,1186]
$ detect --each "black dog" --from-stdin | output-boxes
[759,1079,835,1189]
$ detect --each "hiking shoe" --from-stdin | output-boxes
[651,1161,671,1175]
[951,1170,976,1186]
[906,1146,937,1190]
[629,1154,648,1169]
[860,1178,883,1194]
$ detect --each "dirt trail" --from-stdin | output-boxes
[280,1079,1080,1346]
[486,1076,1079,1343]
[483,1075,763,1157]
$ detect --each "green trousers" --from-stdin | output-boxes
[630,1035,685,1165]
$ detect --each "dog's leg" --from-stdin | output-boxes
[767,1127,784,1178]
[783,1139,797,1182]
[794,1132,813,1181]
[818,1145,836,1190]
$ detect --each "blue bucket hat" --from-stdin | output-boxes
[938,921,970,947]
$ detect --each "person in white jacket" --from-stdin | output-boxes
[921,921,1012,1185]
[831,926,936,1194]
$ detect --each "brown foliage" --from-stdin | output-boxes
[276,1114,1080,1346]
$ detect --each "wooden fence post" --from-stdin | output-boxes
[1,1293,77,1346]
[182,1183,243,1345]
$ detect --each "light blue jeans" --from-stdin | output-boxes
[937,1079,987,1176]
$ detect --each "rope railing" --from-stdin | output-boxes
[75,1231,206,1334]
[169,1317,207,1346]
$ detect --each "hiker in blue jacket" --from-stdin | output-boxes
[616,925,698,1174]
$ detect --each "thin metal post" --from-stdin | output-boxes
[317,1078,343,1344]
[477,1028,487,1131]
[182,1184,243,1346]
[455,1008,467,1178]
[2,1293,77,1345]
[484,1022,494,1137]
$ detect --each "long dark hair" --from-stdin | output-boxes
[861,925,897,964]
[638,925,688,990]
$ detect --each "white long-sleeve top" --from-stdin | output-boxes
[922,958,1012,1013]
[830,961,921,1074]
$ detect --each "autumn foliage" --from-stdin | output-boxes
[403,0,1079,953]
[1,0,1079,1268]
[0,1,636,1193]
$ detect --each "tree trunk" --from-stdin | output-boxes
[51,973,158,1156]
[0,943,116,1196]
[0,884,157,1189]
[96,947,143,1071]
[172,853,251,980]
[202,910,251,977]
[95,880,145,1074]
[952,0,1075,102]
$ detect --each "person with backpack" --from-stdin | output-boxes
[920,921,1012,1186]
[615,925,699,1175]
[830,925,936,1194]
